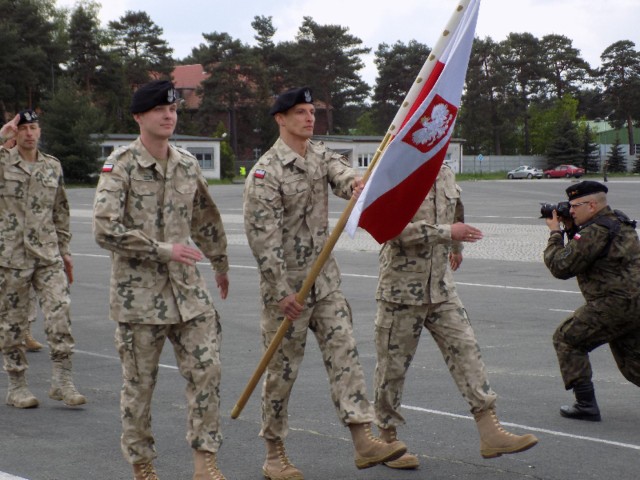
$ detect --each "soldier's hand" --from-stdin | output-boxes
[352,177,365,200]
[0,114,20,142]
[450,222,483,242]
[278,294,303,321]
[171,243,204,265]
[545,210,560,231]
[215,272,229,300]
[62,254,74,285]
[449,252,463,271]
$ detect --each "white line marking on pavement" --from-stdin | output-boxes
[402,405,640,451]
[0,474,28,480]
[73,253,581,295]
[550,308,575,313]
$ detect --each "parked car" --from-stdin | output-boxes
[507,165,543,179]
[543,164,585,178]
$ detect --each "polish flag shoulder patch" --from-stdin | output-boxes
[254,169,266,179]
[573,233,581,240]
[102,163,114,173]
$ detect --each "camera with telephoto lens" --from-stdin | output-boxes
[540,201,571,219]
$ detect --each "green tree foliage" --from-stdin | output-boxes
[539,34,592,99]
[501,33,546,154]
[459,37,514,155]
[579,124,600,173]
[284,17,371,134]
[599,40,640,155]
[529,95,578,155]
[67,1,106,92]
[546,113,582,168]
[0,0,67,116]
[370,40,430,134]
[190,32,267,157]
[213,122,236,180]
[40,79,104,183]
[606,137,627,172]
[108,11,174,87]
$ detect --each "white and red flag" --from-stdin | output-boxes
[346,0,480,243]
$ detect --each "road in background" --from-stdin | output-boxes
[1,178,638,480]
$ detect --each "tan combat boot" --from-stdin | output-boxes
[6,371,39,408]
[349,422,407,469]
[262,439,304,480]
[49,358,86,406]
[474,409,538,458]
[24,326,44,352]
[193,450,226,480]
[133,462,158,480]
[379,426,420,469]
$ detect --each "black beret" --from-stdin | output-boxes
[566,180,608,201]
[269,86,313,115]
[18,109,38,125]
[130,80,178,114]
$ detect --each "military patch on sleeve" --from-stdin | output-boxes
[102,163,114,173]
[254,169,266,179]
[573,233,581,240]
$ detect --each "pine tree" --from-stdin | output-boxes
[606,137,627,173]
[546,115,581,168]
[580,124,600,173]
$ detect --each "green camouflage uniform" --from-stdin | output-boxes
[0,145,75,373]
[374,164,497,429]
[93,138,229,464]
[244,138,374,440]
[544,206,640,390]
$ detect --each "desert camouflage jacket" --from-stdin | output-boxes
[0,146,71,269]
[377,164,464,306]
[544,206,640,301]
[243,138,355,306]
[93,138,229,324]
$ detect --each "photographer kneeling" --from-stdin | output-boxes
[543,180,640,421]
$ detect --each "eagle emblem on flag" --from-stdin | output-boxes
[402,95,457,153]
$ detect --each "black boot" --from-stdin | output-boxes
[560,381,601,421]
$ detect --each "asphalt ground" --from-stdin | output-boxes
[1,178,639,480]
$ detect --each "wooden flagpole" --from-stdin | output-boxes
[230,0,475,420]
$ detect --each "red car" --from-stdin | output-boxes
[543,164,585,178]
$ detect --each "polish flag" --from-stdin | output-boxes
[346,0,480,243]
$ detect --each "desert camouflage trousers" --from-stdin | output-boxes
[374,297,497,428]
[260,290,374,440]
[115,311,223,464]
[0,263,75,373]
[553,296,640,389]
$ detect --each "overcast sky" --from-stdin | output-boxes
[56,0,639,86]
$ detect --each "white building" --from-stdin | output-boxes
[95,134,222,179]
[313,135,465,173]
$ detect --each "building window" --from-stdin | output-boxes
[194,152,213,169]
[101,146,114,159]
[358,152,374,167]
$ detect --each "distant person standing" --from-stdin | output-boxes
[0,110,85,409]
[93,80,230,480]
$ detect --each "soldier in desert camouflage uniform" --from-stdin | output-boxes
[93,80,229,480]
[545,180,640,422]
[374,163,538,468]
[0,110,86,409]
[243,86,406,480]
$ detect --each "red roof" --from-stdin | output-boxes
[172,64,210,109]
